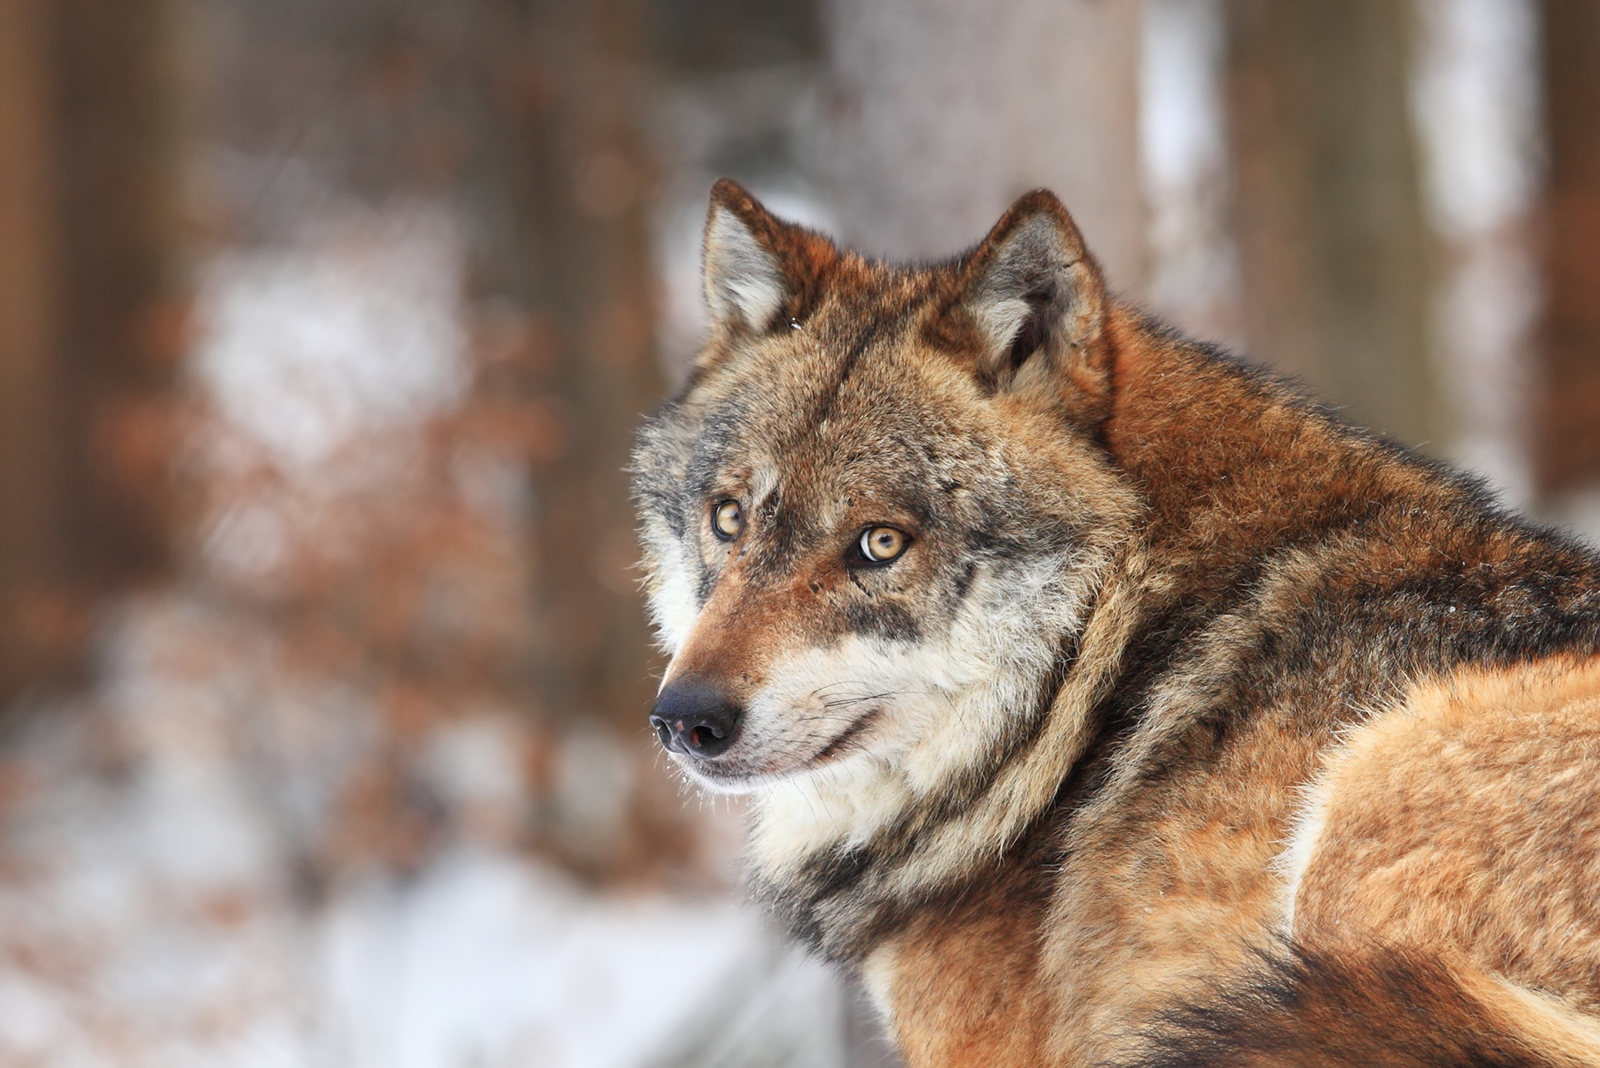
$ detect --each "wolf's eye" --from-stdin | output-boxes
[712,499,744,540]
[859,526,908,563]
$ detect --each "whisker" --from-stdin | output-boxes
[821,690,905,709]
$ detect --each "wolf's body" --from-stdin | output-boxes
[631,180,1600,1067]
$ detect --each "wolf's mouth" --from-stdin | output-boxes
[810,708,883,765]
[665,705,886,792]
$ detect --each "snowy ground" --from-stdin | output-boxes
[0,590,892,1068]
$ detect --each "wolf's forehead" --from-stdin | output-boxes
[707,351,953,463]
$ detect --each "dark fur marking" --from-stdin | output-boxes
[814,309,908,426]
[843,600,922,643]
[952,560,978,603]
[685,402,752,501]
[813,708,884,765]
[1115,941,1554,1068]
[629,398,696,540]
[1005,287,1056,374]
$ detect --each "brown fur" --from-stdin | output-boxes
[1295,659,1600,1007]
[632,182,1600,1067]
[1120,940,1600,1068]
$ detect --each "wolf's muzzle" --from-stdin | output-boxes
[650,678,742,759]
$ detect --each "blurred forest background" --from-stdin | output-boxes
[1,0,1599,1064]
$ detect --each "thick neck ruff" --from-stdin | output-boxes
[746,542,1147,962]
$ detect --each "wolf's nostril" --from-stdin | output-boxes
[649,715,672,749]
[688,724,724,749]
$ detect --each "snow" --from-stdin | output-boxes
[192,206,469,471]
[317,849,774,1068]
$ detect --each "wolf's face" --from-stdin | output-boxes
[633,182,1136,817]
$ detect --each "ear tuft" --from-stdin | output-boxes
[956,190,1106,391]
[703,179,790,333]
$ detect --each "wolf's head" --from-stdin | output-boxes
[632,181,1138,846]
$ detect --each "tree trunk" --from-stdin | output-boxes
[1536,0,1600,496]
[1227,0,1440,449]
[821,0,1147,290]
[0,0,177,707]
[466,0,667,729]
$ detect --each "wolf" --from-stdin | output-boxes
[631,178,1600,1067]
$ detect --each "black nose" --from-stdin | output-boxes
[649,679,741,758]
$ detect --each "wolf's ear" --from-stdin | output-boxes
[703,179,833,336]
[951,190,1108,399]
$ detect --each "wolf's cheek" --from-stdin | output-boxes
[647,561,700,655]
[737,637,940,771]
[653,606,927,786]
[638,522,703,656]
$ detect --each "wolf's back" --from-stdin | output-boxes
[1125,942,1600,1068]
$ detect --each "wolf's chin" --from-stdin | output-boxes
[674,759,822,796]
[674,763,765,795]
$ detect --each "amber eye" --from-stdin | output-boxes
[712,499,744,540]
[859,526,908,563]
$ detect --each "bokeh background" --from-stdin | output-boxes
[2,0,1599,1064]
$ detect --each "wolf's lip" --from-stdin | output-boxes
[810,708,881,765]
[686,707,884,789]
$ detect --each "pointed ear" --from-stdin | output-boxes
[703,179,833,335]
[953,190,1108,396]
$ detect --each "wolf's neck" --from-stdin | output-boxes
[743,543,1146,963]
[1103,309,1417,574]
